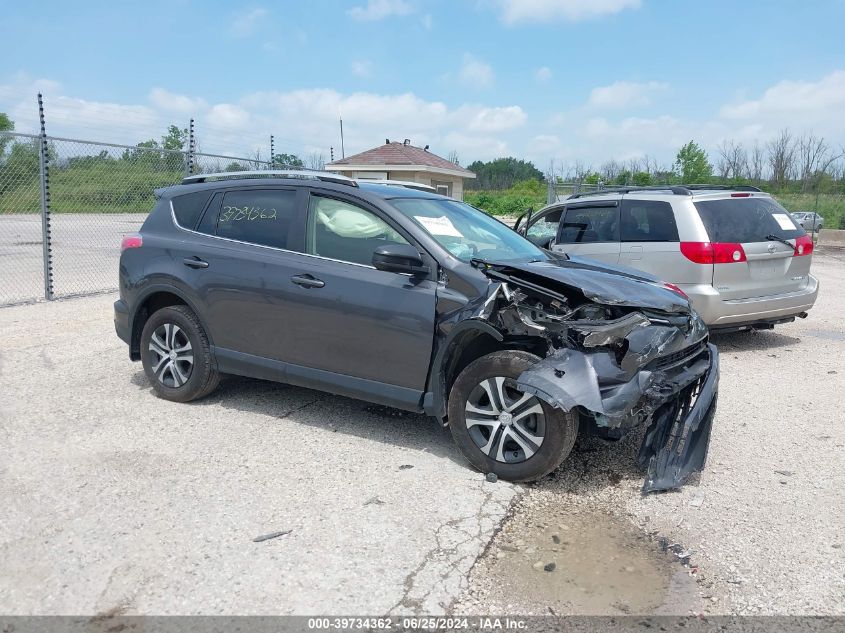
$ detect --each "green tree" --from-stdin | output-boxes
[161,125,188,151]
[674,141,713,183]
[465,157,544,190]
[0,111,14,157]
[272,153,304,168]
[632,171,653,186]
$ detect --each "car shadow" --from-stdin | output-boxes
[128,371,683,495]
[130,370,463,464]
[710,329,802,352]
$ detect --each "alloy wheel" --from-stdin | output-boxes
[464,376,546,463]
[148,323,194,388]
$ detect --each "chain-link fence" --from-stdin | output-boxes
[0,131,272,305]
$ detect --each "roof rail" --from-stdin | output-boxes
[358,179,437,193]
[566,183,763,199]
[181,170,358,187]
[681,184,762,192]
[567,185,689,199]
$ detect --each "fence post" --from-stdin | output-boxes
[185,118,195,177]
[37,93,54,301]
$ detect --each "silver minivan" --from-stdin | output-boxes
[514,185,818,331]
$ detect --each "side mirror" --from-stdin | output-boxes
[528,235,553,249]
[372,243,429,276]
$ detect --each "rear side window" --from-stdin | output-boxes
[694,197,803,243]
[559,206,619,243]
[620,200,679,242]
[172,191,211,230]
[214,189,299,249]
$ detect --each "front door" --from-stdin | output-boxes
[550,202,621,264]
[279,191,438,391]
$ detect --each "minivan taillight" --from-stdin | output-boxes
[680,242,747,264]
[794,234,813,256]
[121,234,142,251]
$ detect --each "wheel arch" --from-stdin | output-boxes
[130,286,210,361]
[424,319,548,423]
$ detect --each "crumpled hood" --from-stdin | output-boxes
[491,256,691,313]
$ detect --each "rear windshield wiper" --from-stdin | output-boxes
[765,234,795,251]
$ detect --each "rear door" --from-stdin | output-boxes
[618,198,682,276]
[694,196,812,300]
[551,201,620,264]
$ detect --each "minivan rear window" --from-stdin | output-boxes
[694,197,804,243]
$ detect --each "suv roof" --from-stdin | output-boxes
[567,184,763,200]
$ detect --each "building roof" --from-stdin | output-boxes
[327,141,475,177]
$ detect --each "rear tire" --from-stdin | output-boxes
[447,350,578,482]
[140,305,220,402]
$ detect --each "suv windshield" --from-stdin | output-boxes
[390,198,548,263]
[694,197,804,243]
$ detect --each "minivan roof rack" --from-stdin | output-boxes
[358,179,437,192]
[181,170,358,187]
[566,183,763,199]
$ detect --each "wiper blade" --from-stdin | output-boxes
[765,234,794,250]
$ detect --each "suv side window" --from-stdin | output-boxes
[559,205,619,243]
[172,191,212,230]
[620,200,679,242]
[212,189,298,249]
[307,195,409,266]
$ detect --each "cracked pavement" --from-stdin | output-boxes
[0,294,517,614]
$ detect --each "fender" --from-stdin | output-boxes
[129,282,215,357]
[423,319,503,422]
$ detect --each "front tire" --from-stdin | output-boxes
[447,350,578,482]
[140,305,220,402]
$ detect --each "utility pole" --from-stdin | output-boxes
[270,135,275,168]
[339,117,345,158]
[330,147,334,162]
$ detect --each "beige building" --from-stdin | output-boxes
[326,140,476,200]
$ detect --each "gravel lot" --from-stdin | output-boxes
[0,250,842,615]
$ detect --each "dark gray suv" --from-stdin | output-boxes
[114,171,719,491]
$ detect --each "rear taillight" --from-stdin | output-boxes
[731,192,751,197]
[121,234,142,251]
[680,242,746,264]
[794,234,813,256]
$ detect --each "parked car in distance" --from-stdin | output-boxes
[514,185,818,332]
[115,172,718,491]
[790,211,823,232]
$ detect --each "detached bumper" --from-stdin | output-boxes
[639,343,719,493]
[516,328,719,493]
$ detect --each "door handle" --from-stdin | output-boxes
[182,257,209,269]
[291,274,325,289]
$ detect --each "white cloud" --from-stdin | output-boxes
[149,88,207,114]
[719,70,845,135]
[466,106,526,132]
[459,54,494,89]
[347,0,413,21]
[535,67,552,83]
[496,0,640,25]
[231,8,268,37]
[350,60,373,78]
[587,81,669,109]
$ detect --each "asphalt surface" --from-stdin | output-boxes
[1,250,843,616]
[0,213,145,305]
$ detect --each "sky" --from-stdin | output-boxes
[2,0,845,171]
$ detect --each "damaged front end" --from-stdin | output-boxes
[446,259,719,493]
